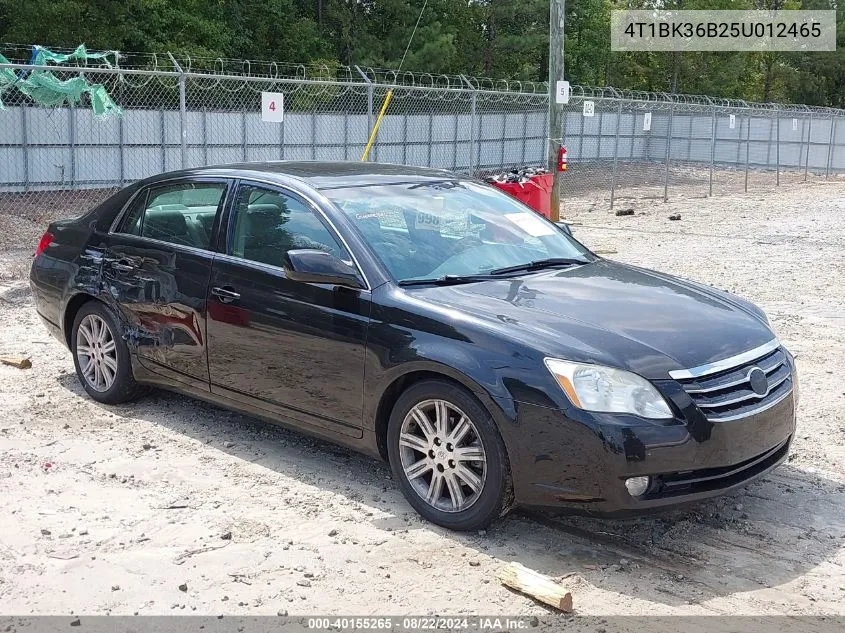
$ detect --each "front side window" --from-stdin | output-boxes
[119,182,227,250]
[229,184,347,268]
[323,180,591,282]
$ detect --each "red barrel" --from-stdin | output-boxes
[489,173,553,219]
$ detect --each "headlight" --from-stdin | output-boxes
[544,358,673,419]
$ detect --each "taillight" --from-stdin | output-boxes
[35,231,53,257]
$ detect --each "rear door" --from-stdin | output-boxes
[205,180,371,437]
[103,178,230,390]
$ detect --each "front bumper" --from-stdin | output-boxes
[503,384,796,514]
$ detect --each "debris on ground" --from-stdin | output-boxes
[497,561,574,612]
[668,213,681,221]
[0,356,31,369]
[614,209,635,217]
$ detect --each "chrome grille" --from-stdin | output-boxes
[670,340,793,421]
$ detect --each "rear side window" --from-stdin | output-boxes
[119,182,227,250]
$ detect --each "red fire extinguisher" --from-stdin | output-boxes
[557,145,568,172]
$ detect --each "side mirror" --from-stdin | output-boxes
[283,249,364,289]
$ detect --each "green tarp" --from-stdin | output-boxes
[0,45,122,117]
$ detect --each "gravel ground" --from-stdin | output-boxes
[0,181,844,623]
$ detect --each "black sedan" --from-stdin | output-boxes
[30,162,797,531]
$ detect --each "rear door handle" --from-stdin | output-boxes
[211,286,240,303]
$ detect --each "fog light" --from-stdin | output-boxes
[625,476,650,497]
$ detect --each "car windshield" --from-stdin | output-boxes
[323,180,592,283]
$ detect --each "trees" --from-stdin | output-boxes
[0,0,840,106]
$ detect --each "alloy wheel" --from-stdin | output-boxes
[76,314,118,392]
[398,399,487,513]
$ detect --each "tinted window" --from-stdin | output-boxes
[229,185,347,268]
[119,182,227,250]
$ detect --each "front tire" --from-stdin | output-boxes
[387,379,513,531]
[71,301,146,404]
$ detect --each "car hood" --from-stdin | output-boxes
[405,260,775,379]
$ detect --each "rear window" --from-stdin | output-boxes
[118,182,227,250]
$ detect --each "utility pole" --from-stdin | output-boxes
[547,0,565,222]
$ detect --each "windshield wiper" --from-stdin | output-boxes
[398,274,500,287]
[488,257,589,276]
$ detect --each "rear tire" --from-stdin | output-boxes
[387,379,513,531]
[71,301,147,404]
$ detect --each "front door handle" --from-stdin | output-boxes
[211,286,240,303]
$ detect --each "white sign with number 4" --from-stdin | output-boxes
[261,92,284,122]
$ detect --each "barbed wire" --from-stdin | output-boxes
[3,43,845,116]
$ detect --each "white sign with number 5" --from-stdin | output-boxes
[261,92,284,122]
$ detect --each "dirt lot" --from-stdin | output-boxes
[0,181,844,622]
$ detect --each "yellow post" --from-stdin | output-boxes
[361,89,394,161]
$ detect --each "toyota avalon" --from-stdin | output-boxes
[30,162,797,531]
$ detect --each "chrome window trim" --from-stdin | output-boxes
[231,176,372,291]
[212,252,371,294]
[668,338,781,380]
[706,386,794,422]
[104,234,217,258]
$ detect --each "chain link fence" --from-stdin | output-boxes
[3,57,845,251]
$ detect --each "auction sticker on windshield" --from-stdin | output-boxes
[415,211,442,231]
[504,212,556,237]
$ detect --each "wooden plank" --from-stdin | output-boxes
[0,356,31,369]
[496,561,574,612]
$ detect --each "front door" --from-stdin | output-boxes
[205,181,370,437]
[103,178,229,390]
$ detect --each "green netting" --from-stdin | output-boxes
[0,45,122,117]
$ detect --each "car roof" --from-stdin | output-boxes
[142,161,461,190]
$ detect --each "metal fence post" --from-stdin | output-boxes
[744,113,751,193]
[356,67,374,162]
[160,108,166,171]
[521,111,528,165]
[365,86,374,131]
[202,107,208,166]
[342,103,349,161]
[459,75,478,174]
[280,109,285,160]
[69,104,76,188]
[475,106,482,172]
[663,102,674,202]
[427,112,433,168]
[242,107,248,161]
[709,102,716,196]
[179,73,187,169]
[776,109,780,186]
[21,106,29,192]
[118,108,125,187]
[804,112,813,182]
[311,103,317,160]
[826,116,836,179]
[609,100,623,209]
[403,111,409,165]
